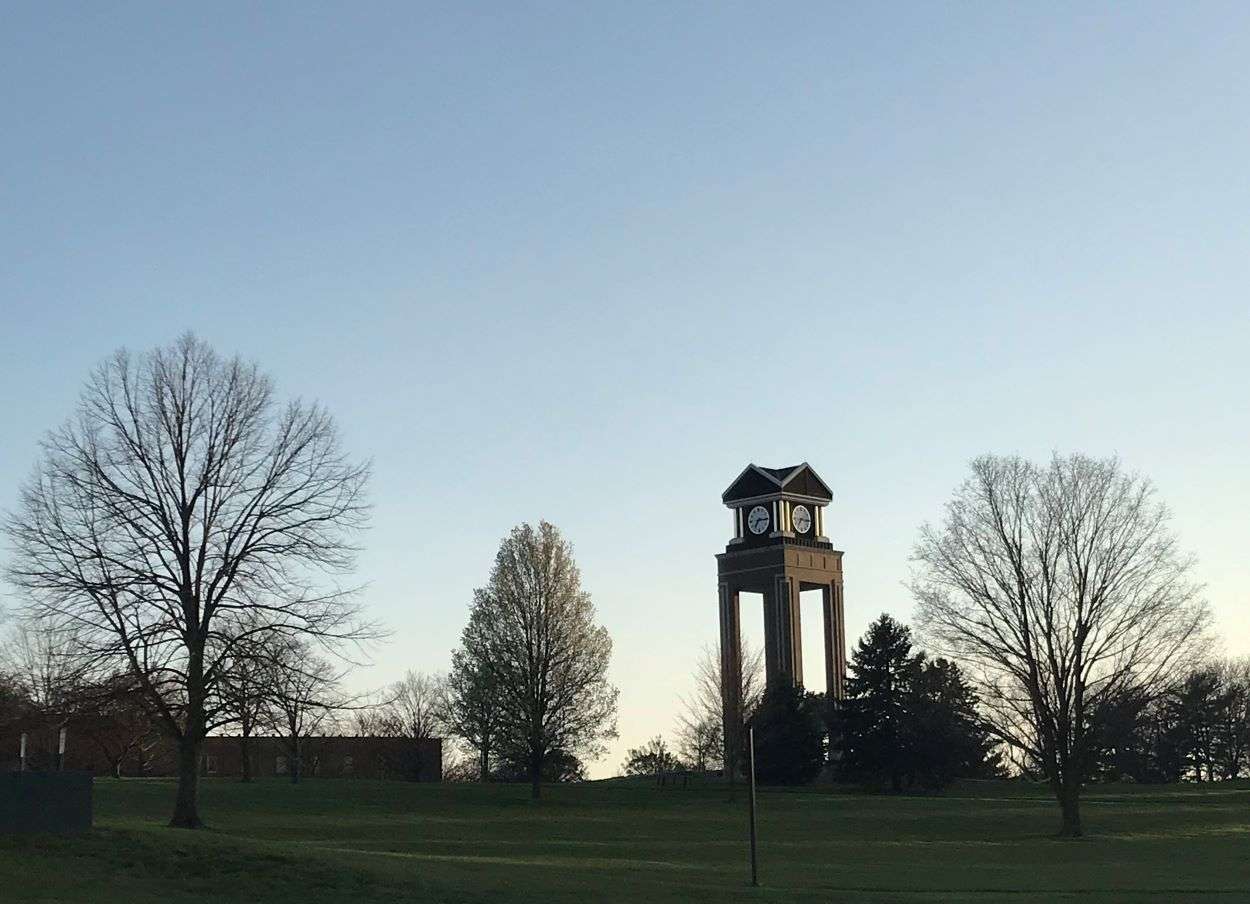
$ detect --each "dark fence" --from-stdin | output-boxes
[0,771,93,834]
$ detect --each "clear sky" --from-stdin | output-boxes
[2,3,1248,777]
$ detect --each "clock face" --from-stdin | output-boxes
[792,505,812,534]
[747,505,770,535]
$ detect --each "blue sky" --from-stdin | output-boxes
[2,2,1248,776]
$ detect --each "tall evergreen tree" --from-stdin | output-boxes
[1212,660,1250,780]
[1172,669,1226,782]
[1087,684,1154,782]
[838,614,999,790]
[839,614,919,791]
[908,657,1001,788]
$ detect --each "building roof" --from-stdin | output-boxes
[721,462,833,505]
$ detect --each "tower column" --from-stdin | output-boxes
[718,581,742,777]
[764,575,802,688]
[822,580,847,701]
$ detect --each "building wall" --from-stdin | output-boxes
[0,718,174,776]
[199,736,442,782]
[1,720,441,782]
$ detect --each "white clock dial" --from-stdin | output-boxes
[791,504,812,534]
[746,505,770,535]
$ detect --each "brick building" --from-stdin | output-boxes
[2,718,441,782]
[199,735,442,782]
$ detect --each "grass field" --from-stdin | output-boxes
[2,776,1249,903]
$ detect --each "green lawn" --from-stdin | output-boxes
[2,776,1248,902]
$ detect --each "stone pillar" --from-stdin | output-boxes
[718,582,742,777]
[764,575,802,689]
[823,581,847,700]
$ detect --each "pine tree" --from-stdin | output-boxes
[908,657,1001,788]
[839,614,919,791]
[838,614,1000,791]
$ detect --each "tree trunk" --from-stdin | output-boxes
[479,744,490,782]
[170,734,203,828]
[1057,780,1082,838]
[291,735,301,784]
[530,749,542,799]
[239,735,252,783]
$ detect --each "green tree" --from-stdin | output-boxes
[443,636,503,781]
[750,683,825,785]
[457,522,618,798]
[1172,669,1226,782]
[908,657,1001,789]
[622,735,680,776]
[1211,659,1250,779]
[838,615,999,791]
[1087,684,1154,783]
[839,614,918,791]
[495,747,587,783]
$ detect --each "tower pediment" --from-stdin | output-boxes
[721,462,832,505]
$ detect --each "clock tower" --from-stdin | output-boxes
[716,462,846,775]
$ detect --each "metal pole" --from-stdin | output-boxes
[747,726,759,887]
[58,726,67,771]
[19,733,27,772]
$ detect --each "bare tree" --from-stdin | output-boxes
[3,619,88,714]
[458,521,617,798]
[349,669,446,780]
[261,637,343,784]
[74,673,160,778]
[676,641,763,774]
[912,453,1208,836]
[214,621,276,783]
[1,619,94,766]
[2,619,160,775]
[675,717,721,773]
[4,335,372,827]
[372,670,444,739]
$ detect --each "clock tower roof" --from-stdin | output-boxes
[721,462,833,506]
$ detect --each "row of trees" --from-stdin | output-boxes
[653,607,1237,802]
[1085,658,1250,784]
[836,614,1248,793]
[0,333,1226,843]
